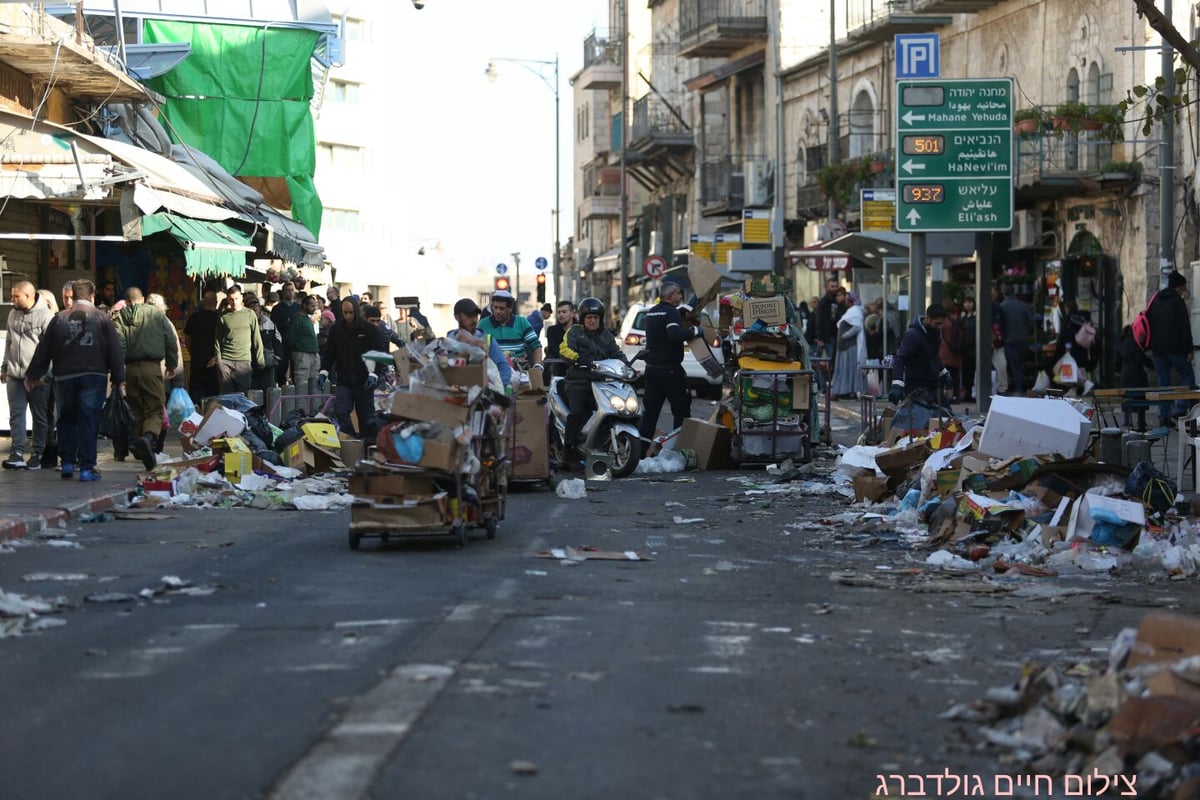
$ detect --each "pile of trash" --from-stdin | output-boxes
[833,396,1200,578]
[938,611,1200,798]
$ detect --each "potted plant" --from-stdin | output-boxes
[815,159,871,211]
[1089,103,1125,142]
[1052,102,1124,140]
[1014,107,1047,136]
[1052,101,1092,132]
[1100,159,1143,181]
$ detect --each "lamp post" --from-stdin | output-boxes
[485,55,561,305]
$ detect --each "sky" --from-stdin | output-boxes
[391,0,608,281]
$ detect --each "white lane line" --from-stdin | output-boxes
[334,619,408,628]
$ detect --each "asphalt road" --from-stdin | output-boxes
[0,452,1186,800]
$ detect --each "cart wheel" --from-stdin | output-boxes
[453,524,467,548]
[348,530,361,551]
[485,517,498,540]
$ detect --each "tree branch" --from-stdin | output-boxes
[1134,0,1200,72]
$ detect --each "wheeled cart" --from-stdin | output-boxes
[732,366,818,465]
[347,393,509,550]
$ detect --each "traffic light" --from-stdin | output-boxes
[494,276,510,292]
[535,272,546,303]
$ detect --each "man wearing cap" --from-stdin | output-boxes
[888,304,953,405]
[478,289,543,370]
[448,298,512,390]
[1148,270,1196,423]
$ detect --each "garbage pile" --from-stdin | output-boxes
[835,396,1200,578]
[939,611,1200,798]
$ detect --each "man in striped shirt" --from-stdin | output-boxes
[478,289,543,371]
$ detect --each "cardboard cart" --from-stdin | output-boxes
[348,359,509,549]
[732,363,817,465]
[507,370,551,485]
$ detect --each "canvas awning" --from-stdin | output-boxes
[789,232,909,267]
[140,212,254,278]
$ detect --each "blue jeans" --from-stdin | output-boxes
[1154,353,1197,422]
[56,374,107,471]
[1004,341,1027,395]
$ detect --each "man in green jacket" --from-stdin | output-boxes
[211,285,264,394]
[288,294,322,394]
[114,287,179,470]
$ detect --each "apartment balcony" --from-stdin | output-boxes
[1015,133,1140,200]
[679,0,768,59]
[578,29,621,91]
[846,0,951,44]
[627,94,694,192]
[912,0,1005,11]
[699,154,772,217]
[580,164,622,220]
[795,182,826,221]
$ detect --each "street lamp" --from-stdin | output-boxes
[485,55,560,305]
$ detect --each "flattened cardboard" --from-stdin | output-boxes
[853,475,890,503]
[688,254,723,305]
[350,472,441,499]
[389,390,473,428]
[688,336,724,379]
[874,440,931,478]
[441,361,488,387]
[511,394,549,479]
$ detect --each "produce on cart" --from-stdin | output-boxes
[347,337,510,550]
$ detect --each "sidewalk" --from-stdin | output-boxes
[0,443,155,540]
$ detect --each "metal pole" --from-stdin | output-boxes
[1161,0,1175,273]
[512,251,521,306]
[618,0,629,314]
[769,0,785,271]
[554,54,562,304]
[826,0,839,223]
[911,233,926,319]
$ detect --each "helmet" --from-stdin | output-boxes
[492,289,515,304]
[578,297,605,321]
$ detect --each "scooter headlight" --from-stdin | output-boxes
[608,395,627,412]
[625,395,639,414]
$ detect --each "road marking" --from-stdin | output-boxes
[268,664,454,800]
[334,619,407,628]
[281,664,354,673]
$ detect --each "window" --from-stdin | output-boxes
[325,208,361,232]
[329,80,361,105]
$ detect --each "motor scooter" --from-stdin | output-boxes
[547,357,642,478]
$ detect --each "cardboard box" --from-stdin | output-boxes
[790,373,811,411]
[301,422,340,449]
[743,296,787,327]
[1126,611,1200,700]
[350,501,448,530]
[441,361,488,387]
[283,439,344,475]
[676,418,731,470]
[192,405,247,446]
[392,352,413,384]
[958,492,1025,532]
[389,390,473,428]
[349,472,441,499]
[979,397,1092,459]
[213,437,253,480]
[688,336,724,379]
[738,332,789,360]
[1067,492,1145,547]
[688,254,723,305]
[415,429,459,473]
[874,440,931,478]
[511,394,549,479]
[853,475,890,503]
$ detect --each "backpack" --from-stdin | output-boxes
[1132,293,1157,351]
[1074,320,1097,349]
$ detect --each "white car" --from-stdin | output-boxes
[618,302,724,399]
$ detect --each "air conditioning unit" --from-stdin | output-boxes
[726,172,745,208]
[1011,210,1040,250]
[744,160,773,207]
[648,230,663,256]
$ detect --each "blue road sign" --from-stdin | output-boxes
[895,34,939,79]
[535,256,548,271]
[496,263,508,275]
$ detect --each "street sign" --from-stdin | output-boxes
[895,78,1013,233]
[535,256,548,271]
[643,254,667,279]
[861,188,896,232]
[496,263,508,275]
[895,34,939,79]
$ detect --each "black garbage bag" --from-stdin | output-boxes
[1125,461,1177,514]
[239,428,268,453]
[244,410,275,449]
[280,408,309,432]
[98,388,134,441]
[361,411,388,443]
[213,393,262,414]
[274,425,304,455]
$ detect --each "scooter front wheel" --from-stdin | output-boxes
[609,431,641,478]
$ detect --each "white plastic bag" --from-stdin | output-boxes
[1032,370,1051,394]
[555,478,586,499]
[1054,352,1080,385]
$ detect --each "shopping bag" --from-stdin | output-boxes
[166,386,196,428]
[98,387,134,440]
[1074,321,1097,349]
[991,348,1009,394]
[1032,370,1051,394]
[1054,352,1080,385]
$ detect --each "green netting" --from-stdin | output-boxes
[143,20,322,238]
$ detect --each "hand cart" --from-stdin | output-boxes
[347,394,509,549]
[732,366,818,465]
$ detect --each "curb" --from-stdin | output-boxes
[0,487,133,541]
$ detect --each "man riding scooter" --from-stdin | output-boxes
[559,297,628,460]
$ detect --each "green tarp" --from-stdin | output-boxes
[141,212,253,278]
[142,20,323,238]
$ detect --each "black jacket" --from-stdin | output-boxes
[1117,333,1153,388]
[643,301,697,367]
[320,297,385,387]
[816,292,840,342]
[546,323,568,359]
[1146,288,1193,356]
[892,317,943,394]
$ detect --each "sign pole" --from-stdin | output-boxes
[911,233,926,319]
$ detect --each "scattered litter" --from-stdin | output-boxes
[291,493,355,511]
[44,540,82,549]
[79,512,113,523]
[536,546,649,562]
[84,592,138,604]
[634,449,687,474]
[673,516,705,524]
[509,760,538,776]
[21,573,89,582]
[555,479,586,499]
[925,550,978,570]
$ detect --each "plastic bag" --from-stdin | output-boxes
[1054,352,1080,385]
[1032,370,1051,394]
[166,386,196,428]
[1125,460,1177,514]
[98,387,134,441]
[1074,321,1097,349]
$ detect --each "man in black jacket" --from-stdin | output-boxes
[1148,270,1196,423]
[635,282,703,455]
[888,304,951,404]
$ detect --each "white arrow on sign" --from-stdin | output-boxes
[901,159,926,174]
[906,208,922,224]
[902,110,927,125]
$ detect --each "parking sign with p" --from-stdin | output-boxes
[895,34,939,79]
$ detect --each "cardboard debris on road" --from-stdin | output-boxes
[536,546,650,562]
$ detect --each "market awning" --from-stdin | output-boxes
[789,231,910,267]
[140,212,254,278]
[592,245,620,274]
[257,205,325,267]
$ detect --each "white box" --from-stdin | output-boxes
[1067,492,1146,544]
[192,406,247,446]
[978,397,1092,460]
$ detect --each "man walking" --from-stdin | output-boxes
[25,279,125,481]
[114,287,179,471]
[999,287,1036,395]
[1147,270,1196,423]
[211,285,265,393]
[636,281,704,455]
[478,289,543,369]
[269,282,301,386]
[2,280,53,470]
[184,290,221,404]
[288,294,322,393]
